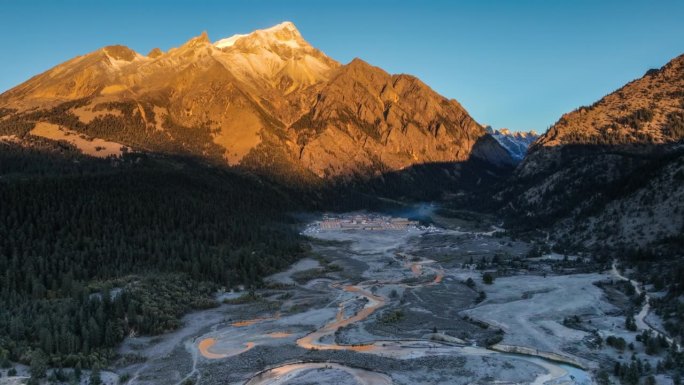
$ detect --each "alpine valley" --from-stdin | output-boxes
[0,21,682,385]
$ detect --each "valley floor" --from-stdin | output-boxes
[95,207,676,385]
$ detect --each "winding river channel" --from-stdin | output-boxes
[247,267,590,384]
[196,219,596,384]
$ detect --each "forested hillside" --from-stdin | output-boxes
[0,139,303,368]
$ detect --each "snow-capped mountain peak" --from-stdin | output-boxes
[208,22,338,94]
[214,21,303,50]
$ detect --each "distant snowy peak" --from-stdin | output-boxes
[484,126,539,161]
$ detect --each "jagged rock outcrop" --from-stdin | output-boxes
[147,48,163,59]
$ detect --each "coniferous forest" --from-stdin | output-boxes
[0,140,303,368]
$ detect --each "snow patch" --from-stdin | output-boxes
[214,21,302,49]
[215,33,247,48]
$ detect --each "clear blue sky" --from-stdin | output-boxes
[1,0,683,132]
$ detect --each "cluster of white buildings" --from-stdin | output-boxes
[317,214,419,231]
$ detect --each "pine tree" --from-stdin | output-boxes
[74,362,82,379]
[29,349,47,379]
[90,364,102,385]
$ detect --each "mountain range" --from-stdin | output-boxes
[1,22,682,247]
[0,22,520,183]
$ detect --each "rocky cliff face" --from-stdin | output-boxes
[0,22,500,182]
[292,58,486,177]
[498,54,684,252]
